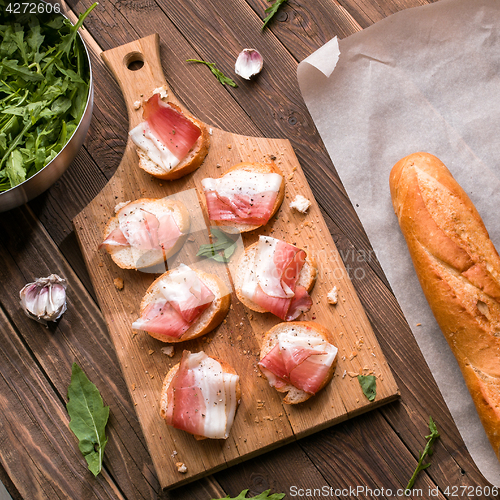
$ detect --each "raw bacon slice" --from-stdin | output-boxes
[202,169,283,226]
[241,236,313,320]
[286,285,313,321]
[259,331,337,395]
[132,300,191,338]
[100,228,128,248]
[101,207,182,255]
[204,190,278,225]
[157,212,183,253]
[164,351,239,439]
[167,273,215,324]
[133,265,215,338]
[143,94,201,161]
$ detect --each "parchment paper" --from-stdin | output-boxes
[297,0,500,485]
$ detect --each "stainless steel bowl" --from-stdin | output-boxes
[0,12,94,213]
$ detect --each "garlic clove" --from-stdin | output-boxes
[235,48,263,80]
[19,274,67,325]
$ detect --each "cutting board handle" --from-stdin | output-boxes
[101,34,179,129]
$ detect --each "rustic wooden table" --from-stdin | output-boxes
[0,0,497,499]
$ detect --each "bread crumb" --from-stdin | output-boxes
[416,323,422,326]
[161,346,175,357]
[290,194,311,214]
[133,100,142,110]
[171,450,178,457]
[153,86,168,99]
[148,349,155,355]
[176,462,187,473]
[114,278,124,291]
[327,286,338,305]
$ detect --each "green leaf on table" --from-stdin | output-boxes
[261,0,289,31]
[186,59,237,87]
[213,489,286,500]
[405,416,440,491]
[357,374,377,402]
[66,362,110,477]
[197,227,239,263]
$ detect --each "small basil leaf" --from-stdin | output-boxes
[357,374,377,402]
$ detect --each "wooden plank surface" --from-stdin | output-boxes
[73,33,398,489]
[0,0,497,498]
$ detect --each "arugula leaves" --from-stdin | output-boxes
[197,227,239,263]
[213,489,285,500]
[357,374,377,402]
[0,1,97,191]
[262,0,289,31]
[186,59,238,87]
[405,416,440,491]
[67,362,109,477]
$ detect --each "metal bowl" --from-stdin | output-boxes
[0,11,94,213]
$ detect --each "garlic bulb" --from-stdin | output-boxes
[235,49,263,80]
[19,274,67,325]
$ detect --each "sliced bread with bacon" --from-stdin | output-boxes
[129,94,210,181]
[201,161,285,234]
[259,322,337,404]
[160,350,241,440]
[234,236,317,320]
[101,198,190,270]
[133,265,230,343]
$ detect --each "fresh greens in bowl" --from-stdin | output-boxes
[0,1,97,192]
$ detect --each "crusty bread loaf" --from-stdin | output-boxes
[390,152,500,460]
[259,322,336,404]
[136,102,210,181]
[102,198,190,270]
[234,241,317,313]
[205,161,285,234]
[160,354,241,440]
[139,269,230,343]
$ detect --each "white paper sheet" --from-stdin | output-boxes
[297,0,500,485]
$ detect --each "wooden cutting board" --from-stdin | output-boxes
[73,34,399,490]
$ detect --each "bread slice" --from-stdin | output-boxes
[136,102,210,181]
[205,161,285,234]
[160,353,241,440]
[102,198,190,270]
[138,268,230,343]
[234,241,317,313]
[259,321,336,404]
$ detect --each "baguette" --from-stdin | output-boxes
[136,267,230,343]
[259,322,337,404]
[101,198,189,270]
[390,152,500,460]
[202,162,285,234]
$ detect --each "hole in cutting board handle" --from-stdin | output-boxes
[125,51,144,71]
